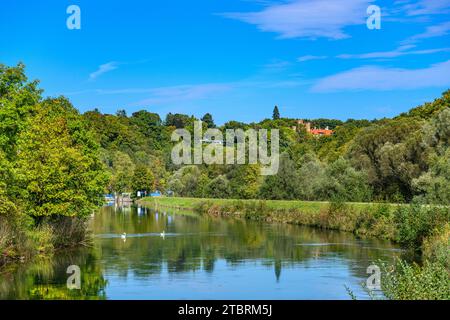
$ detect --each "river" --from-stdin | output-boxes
[0,204,402,299]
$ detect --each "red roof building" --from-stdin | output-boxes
[295,119,334,136]
[310,128,333,136]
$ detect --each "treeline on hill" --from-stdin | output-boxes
[82,89,450,206]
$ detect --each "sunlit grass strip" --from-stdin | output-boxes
[140,196,397,213]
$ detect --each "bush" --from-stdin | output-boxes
[394,203,450,249]
[28,224,54,253]
[422,223,450,269]
[382,259,450,300]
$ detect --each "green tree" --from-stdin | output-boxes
[165,113,192,128]
[116,109,127,117]
[259,153,299,200]
[0,63,41,160]
[227,165,261,199]
[296,153,326,201]
[201,113,215,128]
[348,118,425,202]
[413,109,450,204]
[14,97,108,218]
[205,175,231,198]
[272,106,280,120]
[131,110,162,127]
[168,166,207,197]
[110,151,135,194]
[321,158,372,202]
[132,165,155,193]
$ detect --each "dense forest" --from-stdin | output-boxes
[81,82,450,205]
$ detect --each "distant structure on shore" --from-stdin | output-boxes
[293,120,334,136]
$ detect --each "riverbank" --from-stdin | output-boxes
[139,197,401,241]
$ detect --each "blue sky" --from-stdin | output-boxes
[1,0,449,124]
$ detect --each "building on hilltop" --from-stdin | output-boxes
[293,119,333,136]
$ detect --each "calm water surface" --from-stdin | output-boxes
[0,205,401,299]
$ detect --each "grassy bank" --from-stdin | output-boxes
[140,196,450,299]
[140,197,401,240]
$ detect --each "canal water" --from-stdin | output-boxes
[0,205,401,299]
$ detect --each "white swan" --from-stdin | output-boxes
[160,230,165,238]
[121,232,127,239]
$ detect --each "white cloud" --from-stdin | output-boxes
[312,60,450,92]
[400,0,450,16]
[404,21,450,44]
[89,62,118,80]
[221,0,373,40]
[337,45,450,59]
[298,55,328,62]
[262,60,291,72]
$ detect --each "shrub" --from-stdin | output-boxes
[28,224,54,253]
[422,223,450,269]
[394,203,450,249]
[382,259,450,300]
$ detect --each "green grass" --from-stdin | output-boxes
[139,196,387,214]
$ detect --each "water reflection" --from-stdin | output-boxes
[0,205,401,299]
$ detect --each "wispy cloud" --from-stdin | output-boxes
[400,0,450,16]
[64,77,306,107]
[89,62,119,80]
[337,45,450,59]
[221,0,373,40]
[403,21,450,44]
[298,55,328,62]
[262,60,291,72]
[129,79,306,105]
[129,83,232,106]
[312,60,450,92]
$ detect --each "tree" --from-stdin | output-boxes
[165,113,191,128]
[227,165,261,199]
[167,166,206,197]
[0,63,41,160]
[201,113,215,128]
[272,106,280,120]
[296,153,326,201]
[132,165,155,193]
[321,158,372,202]
[131,110,162,127]
[130,110,168,150]
[348,117,425,202]
[413,149,450,204]
[413,109,450,204]
[14,97,108,218]
[205,175,231,198]
[259,153,299,200]
[110,151,135,194]
[116,109,127,117]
